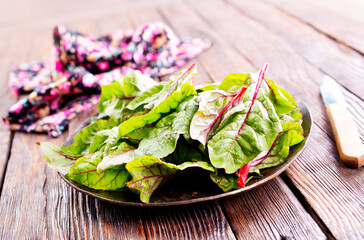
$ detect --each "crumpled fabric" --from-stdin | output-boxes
[3,22,211,137]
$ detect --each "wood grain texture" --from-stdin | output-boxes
[326,103,364,167]
[266,0,364,54]
[141,203,236,240]
[0,29,35,192]
[221,178,326,240]
[1,1,364,239]
[227,0,364,99]
[304,0,364,25]
[159,3,326,239]
[184,0,364,238]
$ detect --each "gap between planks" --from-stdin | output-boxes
[279,173,335,239]
[0,131,14,198]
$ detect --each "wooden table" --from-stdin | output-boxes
[0,0,363,239]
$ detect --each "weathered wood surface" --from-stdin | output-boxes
[265,0,364,55]
[0,0,363,239]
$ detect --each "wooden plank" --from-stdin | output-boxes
[225,0,364,99]
[140,203,236,240]
[183,0,364,239]
[304,0,364,25]
[0,32,24,191]
[0,133,49,239]
[265,0,364,54]
[159,3,327,239]
[0,0,179,32]
[221,178,326,240]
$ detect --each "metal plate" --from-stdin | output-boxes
[60,101,312,207]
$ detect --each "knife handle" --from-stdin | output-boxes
[326,103,364,167]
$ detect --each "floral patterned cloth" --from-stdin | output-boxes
[3,22,211,137]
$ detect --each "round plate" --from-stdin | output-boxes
[60,101,312,207]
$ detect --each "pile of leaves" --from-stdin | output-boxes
[39,63,304,203]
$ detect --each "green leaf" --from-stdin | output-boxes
[195,82,219,92]
[38,142,77,175]
[190,88,245,145]
[97,96,199,171]
[266,79,302,123]
[126,83,165,111]
[135,96,199,157]
[167,137,209,165]
[143,65,197,110]
[210,172,239,192]
[117,81,197,139]
[125,155,214,203]
[208,71,283,174]
[98,70,158,119]
[219,73,251,91]
[249,118,304,172]
[62,118,121,156]
[66,151,130,190]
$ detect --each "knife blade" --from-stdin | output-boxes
[320,75,364,167]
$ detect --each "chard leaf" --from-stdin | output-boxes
[135,96,199,158]
[144,64,197,110]
[88,126,119,153]
[210,172,239,192]
[117,81,197,139]
[249,118,304,172]
[208,64,284,174]
[98,70,158,119]
[125,156,179,203]
[167,137,209,165]
[219,73,250,91]
[190,87,246,146]
[38,142,77,175]
[126,83,165,111]
[97,97,199,171]
[266,79,302,123]
[66,151,130,190]
[125,156,214,203]
[195,83,219,92]
[62,118,121,156]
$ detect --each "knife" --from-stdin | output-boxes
[320,75,364,167]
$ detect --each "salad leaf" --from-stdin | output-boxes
[62,118,121,156]
[97,96,199,171]
[249,118,304,173]
[190,87,246,146]
[38,142,77,175]
[116,80,197,139]
[143,64,197,110]
[210,171,239,192]
[219,73,251,91]
[126,155,214,203]
[66,151,130,190]
[208,64,283,174]
[126,83,165,111]
[266,79,302,123]
[98,70,158,119]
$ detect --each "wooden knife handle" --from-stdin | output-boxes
[326,103,364,167]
